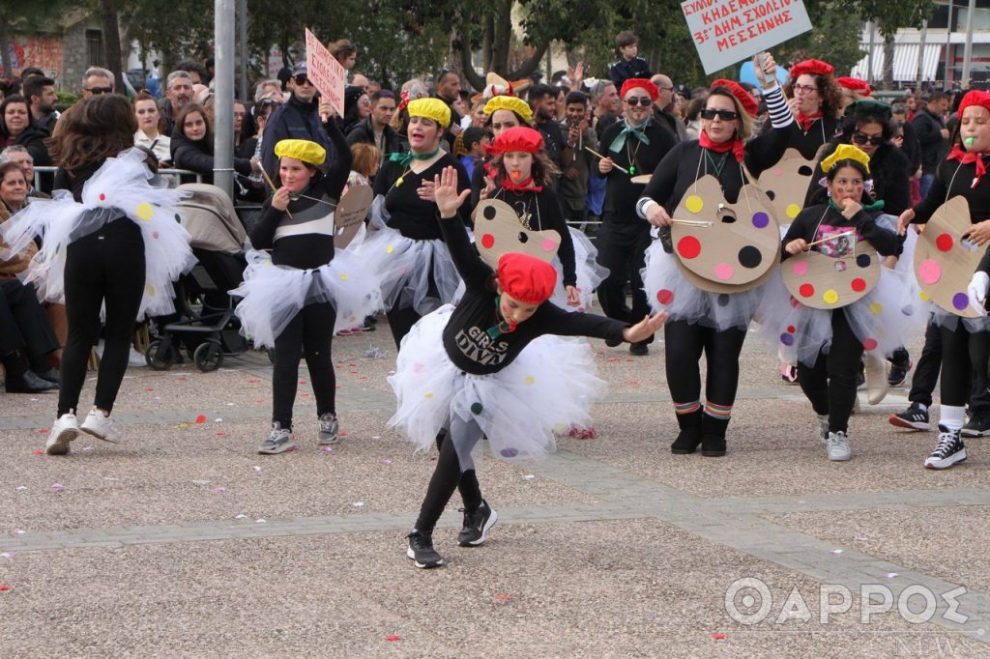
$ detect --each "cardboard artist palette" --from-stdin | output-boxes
[757,148,817,224]
[333,184,373,249]
[913,196,988,318]
[782,241,880,310]
[472,198,561,268]
[671,175,780,293]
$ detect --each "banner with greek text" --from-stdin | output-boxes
[681,0,812,75]
[305,28,346,117]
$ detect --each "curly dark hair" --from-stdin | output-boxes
[784,73,843,119]
[47,94,137,173]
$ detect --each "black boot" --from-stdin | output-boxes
[701,414,729,457]
[671,410,703,454]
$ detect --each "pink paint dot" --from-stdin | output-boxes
[541,238,556,252]
[791,260,809,276]
[773,167,783,176]
[918,259,942,286]
[714,263,733,280]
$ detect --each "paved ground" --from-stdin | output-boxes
[2,317,989,657]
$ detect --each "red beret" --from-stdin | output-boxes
[790,59,835,78]
[958,90,990,116]
[487,126,543,156]
[837,76,872,96]
[497,252,557,305]
[620,78,659,102]
[710,79,759,118]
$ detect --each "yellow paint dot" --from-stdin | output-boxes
[136,202,154,221]
[145,283,156,296]
[524,375,536,385]
[822,289,839,305]
[339,273,349,281]
[685,195,704,214]
[869,302,883,316]
[553,422,568,434]
[919,290,930,302]
[348,315,357,322]
[786,203,801,219]
[424,391,434,399]
[386,244,394,254]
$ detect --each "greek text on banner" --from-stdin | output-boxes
[304,28,346,118]
[681,0,812,74]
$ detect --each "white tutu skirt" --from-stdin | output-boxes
[550,228,609,312]
[231,250,383,348]
[757,265,925,367]
[642,239,763,331]
[387,305,607,468]
[0,148,195,318]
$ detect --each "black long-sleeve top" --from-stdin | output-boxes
[599,119,676,223]
[758,115,841,161]
[374,153,471,240]
[437,213,627,375]
[781,204,901,261]
[248,121,352,270]
[490,186,576,286]
[170,133,253,185]
[803,142,912,216]
[911,156,990,226]
[912,108,949,174]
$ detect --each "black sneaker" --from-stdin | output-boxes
[457,500,498,547]
[406,530,444,568]
[924,426,967,470]
[889,403,931,431]
[961,415,990,437]
[887,356,912,387]
[604,337,622,348]
[629,341,649,356]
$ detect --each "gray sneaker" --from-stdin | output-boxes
[318,412,339,445]
[258,423,296,455]
[826,431,852,462]
[817,415,829,445]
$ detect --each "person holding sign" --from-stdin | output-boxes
[636,56,793,457]
[232,131,382,455]
[359,98,471,348]
[261,63,334,181]
[769,58,842,160]
[898,90,990,470]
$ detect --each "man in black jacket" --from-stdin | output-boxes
[912,91,950,199]
[529,83,567,172]
[346,89,404,163]
[261,63,334,180]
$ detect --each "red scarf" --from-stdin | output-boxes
[947,145,988,189]
[500,175,543,193]
[796,111,822,132]
[699,130,744,163]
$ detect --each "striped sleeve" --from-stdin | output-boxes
[762,84,793,129]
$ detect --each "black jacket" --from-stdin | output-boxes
[261,94,334,180]
[170,133,253,185]
[346,117,404,156]
[912,108,949,174]
[608,57,652,88]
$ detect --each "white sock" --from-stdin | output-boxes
[939,405,966,431]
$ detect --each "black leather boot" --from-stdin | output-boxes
[671,409,703,454]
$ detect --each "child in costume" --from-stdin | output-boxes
[391,166,666,568]
[231,135,382,454]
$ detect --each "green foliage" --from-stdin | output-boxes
[56,90,78,110]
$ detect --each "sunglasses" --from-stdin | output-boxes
[625,97,652,107]
[293,75,310,86]
[86,87,113,95]
[700,108,740,121]
[852,132,884,146]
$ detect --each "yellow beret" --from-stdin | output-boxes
[274,139,326,166]
[407,98,451,127]
[821,144,870,175]
[483,95,533,124]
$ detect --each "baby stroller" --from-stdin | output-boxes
[146,184,250,372]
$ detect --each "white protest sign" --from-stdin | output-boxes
[681,0,812,75]
[305,28,346,117]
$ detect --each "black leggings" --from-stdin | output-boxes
[414,419,483,534]
[797,311,863,434]
[272,301,336,428]
[664,320,747,407]
[595,221,651,327]
[58,220,145,416]
[386,270,442,349]
[939,324,990,407]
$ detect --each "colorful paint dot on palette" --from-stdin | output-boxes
[851,278,867,292]
[856,254,872,268]
[676,236,702,259]
[822,289,839,305]
[792,261,809,276]
[481,233,495,248]
[953,292,970,311]
[751,212,770,229]
[737,246,762,269]
[684,195,704,214]
[541,238,556,252]
[935,233,954,252]
[799,283,815,298]
[918,259,941,285]
[773,167,783,176]
[785,203,801,219]
[714,263,733,280]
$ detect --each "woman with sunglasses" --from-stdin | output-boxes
[358,98,471,348]
[637,60,794,457]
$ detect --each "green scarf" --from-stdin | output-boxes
[389,147,440,168]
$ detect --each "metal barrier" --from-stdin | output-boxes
[33,166,203,190]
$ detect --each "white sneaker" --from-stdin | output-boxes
[826,431,852,461]
[79,408,121,443]
[45,413,79,456]
[128,347,147,367]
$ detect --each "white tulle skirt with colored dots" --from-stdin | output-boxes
[0,148,195,318]
[387,305,607,468]
[642,239,764,331]
[230,249,383,348]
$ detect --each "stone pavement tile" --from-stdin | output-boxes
[0,519,966,658]
[562,400,990,498]
[0,414,597,534]
[769,507,990,596]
